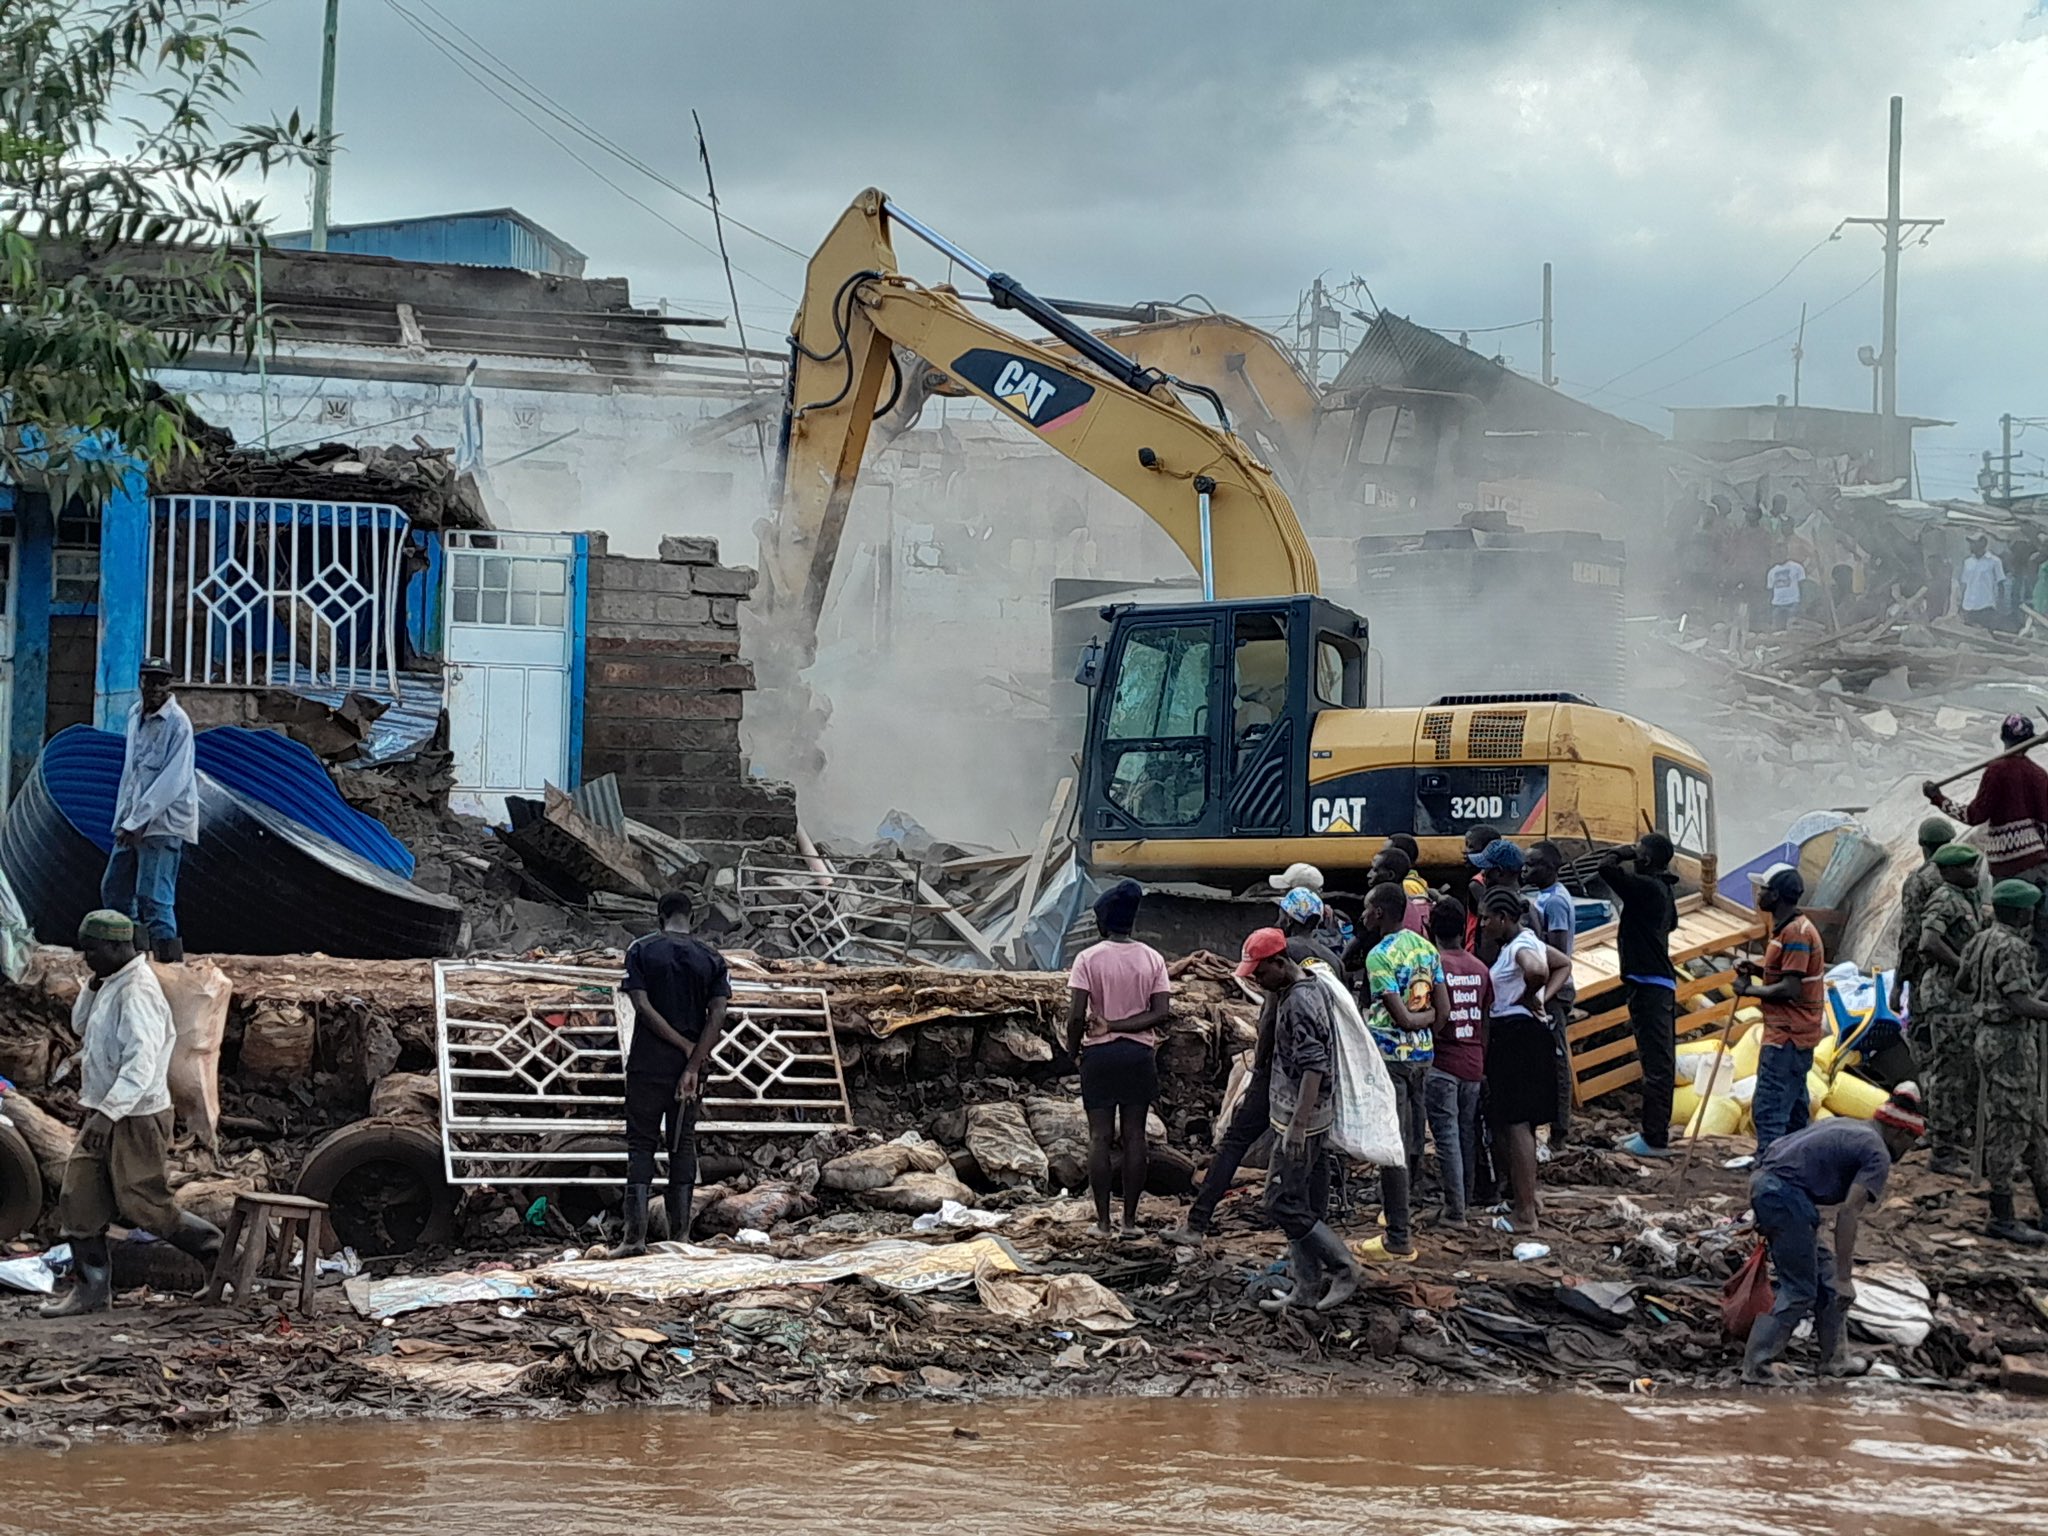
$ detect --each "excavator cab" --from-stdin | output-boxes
[1079,596,1367,848]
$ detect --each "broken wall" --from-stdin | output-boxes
[582,534,796,858]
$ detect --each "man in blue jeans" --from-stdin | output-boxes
[102,659,198,964]
[1742,1086,1925,1383]
[1736,867,1828,1155]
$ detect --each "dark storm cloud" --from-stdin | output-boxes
[225,0,2048,495]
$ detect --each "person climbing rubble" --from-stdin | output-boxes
[1914,844,1984,1176]
[618,891,732,1255]
[1741,1085,1926,1385]
[1956,879,2048,1246]
[1236,927,1361,1312]
[102,658,197,964]
[39,911,222,1318]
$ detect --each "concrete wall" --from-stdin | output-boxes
[580,534,796,854]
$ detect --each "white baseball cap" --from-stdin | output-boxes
[1267,861,1325,893]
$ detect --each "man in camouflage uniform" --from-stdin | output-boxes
[1915,844,1983,1176]
[1890,816,1955,1018]
[1957,878,2048,1246]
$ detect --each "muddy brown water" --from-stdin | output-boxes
[5,1393,2046,1534]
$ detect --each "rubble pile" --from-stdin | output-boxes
[153,438,491,530]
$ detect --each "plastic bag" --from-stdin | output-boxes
[1307,964,1404,1166]
[1721,1241,1774,1339]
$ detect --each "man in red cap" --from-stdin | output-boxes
[1741,1085,1926,1384]
[1237,928,1361,1312]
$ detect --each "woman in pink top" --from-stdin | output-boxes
[1065,879,1173,1237]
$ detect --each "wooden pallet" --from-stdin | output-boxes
[1566,893,1767,1104]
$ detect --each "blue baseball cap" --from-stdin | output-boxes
[1277,887,1324,923]
[1469,840,1525,873]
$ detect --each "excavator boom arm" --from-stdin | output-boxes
[765,190,1318,649]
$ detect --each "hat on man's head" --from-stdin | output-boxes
[1917,816,1956,848]
[1235,927,1289,978]
[1933,843,1980,868]
[1992,878,2044,911]
[78,910,134,943]
[139,657,173,679]
[1277,887,1324,923]
[1470,840,1524,873]
[1873,1081,1927,1139]
[1762,865,1805,904]
[1267,862,1325,893]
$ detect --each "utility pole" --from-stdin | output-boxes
[1791,302,1807,406]
[310,0,342,250]
[1304,276,1327,383]
[1843,96,1942,481]
[1540,262,1555,386]
[2004,412,2015,505]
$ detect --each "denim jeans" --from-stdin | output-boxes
[1751,1040,1815,1155]
[1425,1068,1482,1220]
[101,836,184,943]
[1750,1170,1835,1328]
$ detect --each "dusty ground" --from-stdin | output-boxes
[6,1116,2047,1450]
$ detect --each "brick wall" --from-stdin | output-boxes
[581,533,797,855]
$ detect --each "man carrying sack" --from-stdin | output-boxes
[40,911,222,1317]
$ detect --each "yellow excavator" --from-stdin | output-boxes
[766,189,1716,886]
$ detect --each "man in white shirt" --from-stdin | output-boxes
[1765,552,1806,631]
[40,911,223,1317]
[1959,533,2007,629]
[103,658,199,963]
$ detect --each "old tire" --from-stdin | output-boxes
[0,1120,43,1241]
[295,1118,456,1256]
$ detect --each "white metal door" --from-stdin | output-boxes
[445,533,574,821]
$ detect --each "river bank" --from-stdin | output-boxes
[6,1121,2048,1449]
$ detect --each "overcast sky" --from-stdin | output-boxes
[224,0,2048,499]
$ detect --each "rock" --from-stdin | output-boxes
[925,1107,968,1147]
[699,1181,815,1234]
[918,1365,966,1391]
[238,1003,316,1087]
[858,1169,976,1215]
[965,1101,1049,1189]
[2001,1355,2048,1398]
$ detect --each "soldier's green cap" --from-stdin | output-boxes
[77,909,134,942]
[1991,879,2044,911]
[1918,816,1956,846]
[1933,843,1980,868]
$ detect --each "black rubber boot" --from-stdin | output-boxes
[1928,1148,1968,1178]
[1816,1296,1868,1378]
[1161,1207,1216,1247]
[40,1234,113,1318]
[614,1184,651,1258]
[1741,1310,1795,1385]
[1987,1190,2047,1246]
[151,936,184,964]
[1258,1239,1323,1313]
[167,1210,224,1270]
[664,1182,693,1245]
[1305,1222,1362,1312]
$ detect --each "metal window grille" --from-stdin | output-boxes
[433,960,850,1186]
[146,495,410,693]
[1468,711,1527,760]
[735,852,920,963]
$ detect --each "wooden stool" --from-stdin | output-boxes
[205,1192,331,1314]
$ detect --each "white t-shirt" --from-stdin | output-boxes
[1488,929,1544,1019]
[1960,553,2006,613]
[1766,561,1806,606]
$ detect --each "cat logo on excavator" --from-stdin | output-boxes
[949,348,1094,433]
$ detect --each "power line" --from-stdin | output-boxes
[393,0,808,262]
[376,0,797,303]
[1598,264,1883,407]
[1588,227,1845,393]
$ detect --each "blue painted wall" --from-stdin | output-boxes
[567,532,589,790]
[270,210,585,277]
[93,470,150,729]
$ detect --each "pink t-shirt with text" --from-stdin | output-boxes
[1068,939,1172,1051]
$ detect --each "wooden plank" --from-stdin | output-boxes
[1565,970,1736,1044]
[915,877,999,967]
[1571,998,1741,1075]
[1000,777,1074,967]
[940,850,1030,874]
